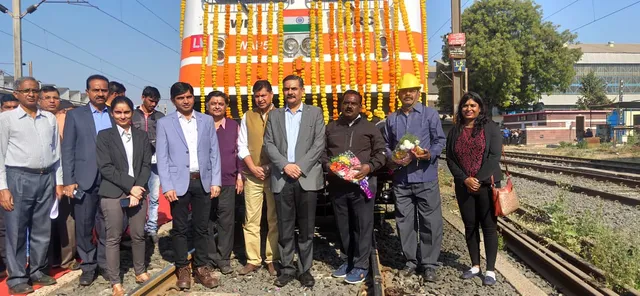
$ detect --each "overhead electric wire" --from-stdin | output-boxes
[427,0,473,41]
[0,29,143,90]
[571,0,640,32]
[23,19,160,88]
[85,1,180,54]
[542,0,581,21]
[134,0,179,33]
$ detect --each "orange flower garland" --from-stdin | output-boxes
[384,0,395,113]
[179,0,186,50]
[363,0,372,119]
[256,4,263,79]
[399,0,421,94]
[421,0,428,98]
[337,1,347,97]
[317,3,329,123]
[345,2,356,91]
[277,2,285,107]
[200,2,209,113]
[373,0,385,119]
[310,0,318,107]
[267,2,274,82]
[247,4,254,110]
[211,4,219,91]
[393,0,402,110]
[224,5,231,117]
[235,3,243,117]
[329,3,339,120]
[354,0,364,99]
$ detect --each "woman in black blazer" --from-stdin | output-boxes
[96,96,152,296]
[446,92,502,286]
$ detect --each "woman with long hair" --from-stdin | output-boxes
[96,96,152,296]
[446,92,502,286]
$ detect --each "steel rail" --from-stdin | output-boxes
[504,151,640,175]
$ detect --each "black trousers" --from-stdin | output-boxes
[274,180,317,276]
[454,182,498,271]
[330,183,374,269]
[170,179,211,268]
[73,183,106,273]
[208,185,235,268]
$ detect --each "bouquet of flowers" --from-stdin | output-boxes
[329,151,374,199]
[392,133,426,165]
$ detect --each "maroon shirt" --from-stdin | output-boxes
[216,118,242,186]
[453,127,486,177]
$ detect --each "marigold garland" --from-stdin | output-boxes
[235,4,243,117]
[363,0,372,119]
[277,2,285,107]
[211,5,219,90]
[337,1,347,97]
[256,5,263,79]
[373,0,385,119]
[179,0,186,50]
[399,0,421,97]
[317,3,329,124]
[384,0,396,113]
[329,3,339,120]
[247,4,254,110]
[354,0,364,101]
[344,2,356,91]
[224,5,231,117]
[421,0,428,100]
[200,2,209,113]
[309,1,318,107]
[267,2,274,82]
[393,0,402,110]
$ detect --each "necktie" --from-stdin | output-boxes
[124,131,131,143]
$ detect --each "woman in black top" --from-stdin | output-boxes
[446,92,502,286]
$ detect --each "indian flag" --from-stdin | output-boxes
[283,9,310,33]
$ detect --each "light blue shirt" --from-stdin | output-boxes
[0,107,63,190]
[90,103,112,134]
[284,103,304,163]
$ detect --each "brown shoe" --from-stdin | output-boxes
[175,266,191,290]
[112,284,125,296]
[194,266,219,289]
[237,263,259,275]
[267,262,278,276]
[135,272,151,284]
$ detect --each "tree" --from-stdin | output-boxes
[576,71,611,109]
[434,0,582,114]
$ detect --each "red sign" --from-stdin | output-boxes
[448,33,466,46]
[190,35,204,52]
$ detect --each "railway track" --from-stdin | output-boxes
[127,246,385,296]
[504,151,640,175]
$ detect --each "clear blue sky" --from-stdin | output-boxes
[1,0,639,107]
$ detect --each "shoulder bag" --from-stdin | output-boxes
[490,149,519,217]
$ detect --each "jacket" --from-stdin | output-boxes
[132,108,165,151]
[446,120,502,185]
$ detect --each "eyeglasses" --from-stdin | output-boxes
[16,88,40,94]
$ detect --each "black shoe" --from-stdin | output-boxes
[219,265,233,275]
[9,283,34,294]
[274,274,295,287]
[400,266,416,277]
[423,267,438,282]
[298,271,315,287]
[484,275,497,286]
[32,274,57,286]
[79,270,97,286]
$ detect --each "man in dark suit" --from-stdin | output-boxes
[62,74,113,286]
[156,82,221,289]
[263,75,325,288]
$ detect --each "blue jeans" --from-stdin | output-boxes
[145,165,160,234]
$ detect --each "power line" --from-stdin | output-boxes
[85,1,180,54]
[571,0,640,32]
[0,29,143,90]
[542,0,581,21]
[23,19,160,88]
[134,0,179,33]
[428,0,473,41]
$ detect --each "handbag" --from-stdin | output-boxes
[491,149,519,217]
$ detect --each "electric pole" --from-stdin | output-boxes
[451,0,463,114]
[12,0,22,78]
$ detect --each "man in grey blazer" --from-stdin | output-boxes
[264,75,325,288]
[156,82,221,290]
[62,74,113,286]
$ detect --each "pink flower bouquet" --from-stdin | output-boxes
[328,150,374,199]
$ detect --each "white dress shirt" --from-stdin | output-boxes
[117,125,134,178]
[237,106,272,160]
[0,107,64,190]
[178,111,199,172]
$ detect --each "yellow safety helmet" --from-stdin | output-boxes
[397,73,422,90]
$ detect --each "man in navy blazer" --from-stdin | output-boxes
[156,82,221,289]
[62,74,113,286]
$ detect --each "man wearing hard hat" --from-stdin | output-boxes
[383,73,446,282]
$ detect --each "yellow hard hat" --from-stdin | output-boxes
[397,73,422,90]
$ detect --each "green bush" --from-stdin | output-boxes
[576,140,588,149]
[558,141,573,148]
